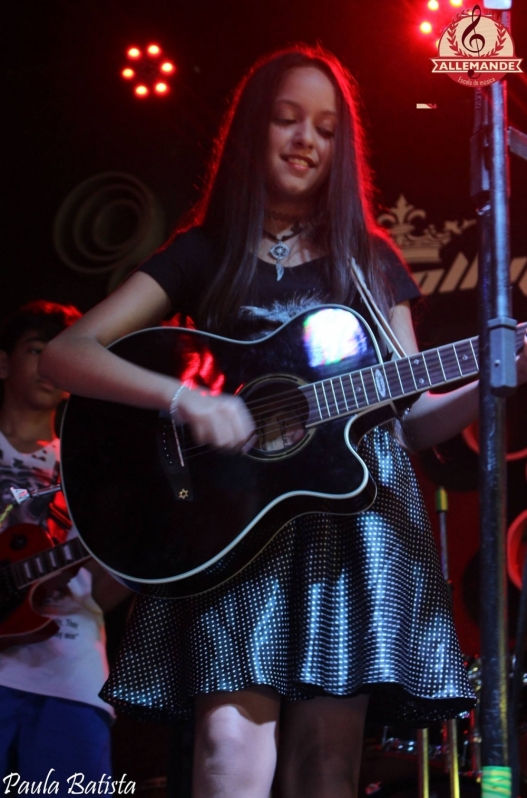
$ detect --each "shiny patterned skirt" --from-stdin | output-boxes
[101,427,475,725]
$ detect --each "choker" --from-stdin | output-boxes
[265,209,312,225]
[263,222,303,281]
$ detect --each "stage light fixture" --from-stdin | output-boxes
[450,0,463,5]
[121,43,176,98]
[428,0,440,9]
[420,20,433,33]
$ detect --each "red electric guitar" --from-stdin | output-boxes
[0,524,90,650]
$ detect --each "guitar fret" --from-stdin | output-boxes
[384,360,404,398]
[453,344,462,375]
[439,345,462,381]
[63,542,74,562]
[34,555,46,575]
[351,373,368,409]
[409,354,431,390]
[321,382,334,417]
[395,358,417,393]
[43,549,60,572]
[361,369,379,405]
[338,377,350,412]
[423,350,445,387]
[359,372,370,404]
[331,378,348,415]
[346,374,358,409]
[469,339,478,368]
[311,384,323,420]
[455,340,478,376]
[324,380,338,417]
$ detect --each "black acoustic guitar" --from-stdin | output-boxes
[60,305,526,599]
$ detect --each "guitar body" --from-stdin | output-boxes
[0,524,59,649]
[61,306,390,598]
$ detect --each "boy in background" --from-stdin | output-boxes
[0,301,129,792]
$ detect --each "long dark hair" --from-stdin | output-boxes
[177,44,396,331]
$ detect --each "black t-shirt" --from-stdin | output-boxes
[139,227,420,340]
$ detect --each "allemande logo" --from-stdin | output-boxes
[431,4,522,87]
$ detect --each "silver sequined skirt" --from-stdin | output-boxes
[101,427,475,725]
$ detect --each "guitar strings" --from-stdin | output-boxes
[168,323,523,439]
[191,338,480,423]
[176,405,315,460]
[173,341,488,460]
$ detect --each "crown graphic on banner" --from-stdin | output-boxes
[377,195,476,264]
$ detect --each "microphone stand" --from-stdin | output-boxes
[470,6,527,796]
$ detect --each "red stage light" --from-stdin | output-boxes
[420,21,433,33]
[122,43,175,98]
[428,0,439,9]
[450,0,462,5]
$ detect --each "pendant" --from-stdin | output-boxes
[269,241,289,282]
[269,241,290,261]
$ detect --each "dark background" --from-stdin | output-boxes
[4,2,527,781]
[4,0,526,319]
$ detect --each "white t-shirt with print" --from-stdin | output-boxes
[0,431,113,716]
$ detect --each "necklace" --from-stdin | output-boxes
[263,222,303,281]
[265,209,312,225]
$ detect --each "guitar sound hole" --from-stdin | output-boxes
[243,378,311,459]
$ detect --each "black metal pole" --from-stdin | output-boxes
[470,15,516,792]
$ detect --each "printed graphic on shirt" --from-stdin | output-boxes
[238,291,326,339]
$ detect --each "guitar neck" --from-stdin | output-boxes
[10,537,89,591]
[304,322,527,425]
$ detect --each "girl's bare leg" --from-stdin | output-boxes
[276,693,369,798]
[193,685,280,798]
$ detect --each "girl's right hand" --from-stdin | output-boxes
[175,386,256,452]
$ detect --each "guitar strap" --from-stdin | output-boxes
[350,257,408,360]
[350,257,419,435]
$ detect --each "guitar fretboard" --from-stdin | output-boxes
[303,323,526,424]
[9,537,88,590]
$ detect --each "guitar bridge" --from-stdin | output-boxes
[156,413,194,502]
